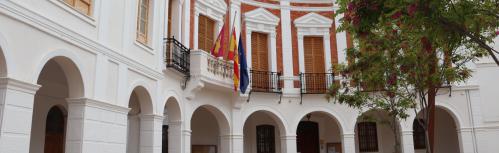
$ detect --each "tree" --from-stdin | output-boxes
[329,0,498,153]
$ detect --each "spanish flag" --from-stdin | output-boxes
[211,25,226,57]
[228,26,239,91]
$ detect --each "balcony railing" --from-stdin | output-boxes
[190,50,234,90]
[299,73,334,94]
[164,37,190,75]
[249,70,282,93]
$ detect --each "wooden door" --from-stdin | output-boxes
[251,32,270,91]
[297,121,320,153]
[303,36,326,93]
[44,106,66,153]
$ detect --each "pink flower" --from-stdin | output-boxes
[407,3,418,16]
[496,31,499,36]
[391,11,402,19]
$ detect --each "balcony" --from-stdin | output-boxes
[299,73,334,94]
[249,70,282,93]
[188,50,234,92]
[164,37,190,76]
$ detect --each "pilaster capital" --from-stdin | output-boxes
[66,97,130,114]
[342,133,355,138]
[0,77,41,94]
[280,135,297,140]
[140,114,165,121]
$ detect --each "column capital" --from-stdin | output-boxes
[140,114,164,121]
[280,135,297,140]
[342,133,355,138]
[0,77,40,94]
[401,130,414,135]
[66,97,130,114]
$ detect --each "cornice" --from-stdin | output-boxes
[241,0,336,12]
[0,1,164,80]
[0,77,41,94]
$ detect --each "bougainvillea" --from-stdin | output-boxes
[329,0,498,153]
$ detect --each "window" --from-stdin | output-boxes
[256,125,275,153]
[357,122,378,152]
[251,32,269,71]
[63,0,92,16]
[137,0,150,44]
[304,36,325,73]
[413,119,427,149]
[167,0,173,38]
[198,15,215,52]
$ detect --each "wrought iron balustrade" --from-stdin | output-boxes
[164,37,190,75]
[299,73,334,94]
[249,70,282,93]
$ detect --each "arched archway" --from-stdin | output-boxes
[190,105,230,153]
[127,86,154,153]
[413,106,461,153]
[354,110,402,153]
[163,97,183,153]
[295,111,343,153]
[243,110,287,153]
[29,57,84,153]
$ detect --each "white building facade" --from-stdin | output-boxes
[0,0,498,153]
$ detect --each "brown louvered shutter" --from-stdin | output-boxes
[167,0,173,38]
[64,0,92,16]
[251,32,270,91]
[198,15,215,52]
[304,37,326,93]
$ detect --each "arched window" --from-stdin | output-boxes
[44,106,66,153]
[256,125,275,153]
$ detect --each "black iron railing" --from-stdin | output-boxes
[299,73,334,94]
[249,70,282,93]
[164,37,190,75]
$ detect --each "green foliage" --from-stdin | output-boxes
[329,0,498,120]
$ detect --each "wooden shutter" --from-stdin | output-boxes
[64,0,92,15]
[198,15,215,52]
[251,32,269,71]
[304,36,325,73]
[167,0,173,38]
[357,122,379,152]
[136,0,150,44]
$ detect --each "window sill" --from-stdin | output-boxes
[134,41,155,55]
[49,0,97,27]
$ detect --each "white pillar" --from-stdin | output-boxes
[323,33,332,72]
[220,135,233,153]
[281,135,297,153]
[231,134,244,153]
[342,133,356,153]
[183,129,192,153]
[458,128,476,153]
[401,130,415,153]
[168,121,183,153]
[66,98,130,153]
[297,34,305,73]
[0,78,40,153]
[245,29,253,69]
[270,32,278,72]
[139,114,164,153]
[334,13,348,65]
[182,0,191,47]
[280,1,294,89]
[193,10,200,50]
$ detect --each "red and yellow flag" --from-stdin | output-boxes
[228,26,239,91]
[211,25,226,57]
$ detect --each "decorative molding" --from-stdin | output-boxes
[294,12,333,28]
[0,77,41,94]
[66,97,130,114]
[48,0,97,27]
[0,1,164,80]
[194,0,228,50]
[244,8,280,26]
[241,0,337,12]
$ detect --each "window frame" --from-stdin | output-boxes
[256,125,276,153]
[357,122,379,152]
[136,0,151,45]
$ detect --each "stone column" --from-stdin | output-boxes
[281,135,297,153]
[231,134,244,153]
[183,129,192,153]
[168,121,183,153]
[220,135,233,153]
[66,98,130,153]
[334,13,348,65]
[342,133,356,153]
[140,114,164,153]
[0,78,40,153]
[280,1,296,91]
[401,130,415,153]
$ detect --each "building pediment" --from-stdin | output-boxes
[244,8,280,26]
[196,0,228,16]
[294,12,333,28]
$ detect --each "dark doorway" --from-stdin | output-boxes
[297,121,319,153]
[44,106,66,153]
[163,125,169,153]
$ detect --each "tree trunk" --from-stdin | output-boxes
[428,88,436,153]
